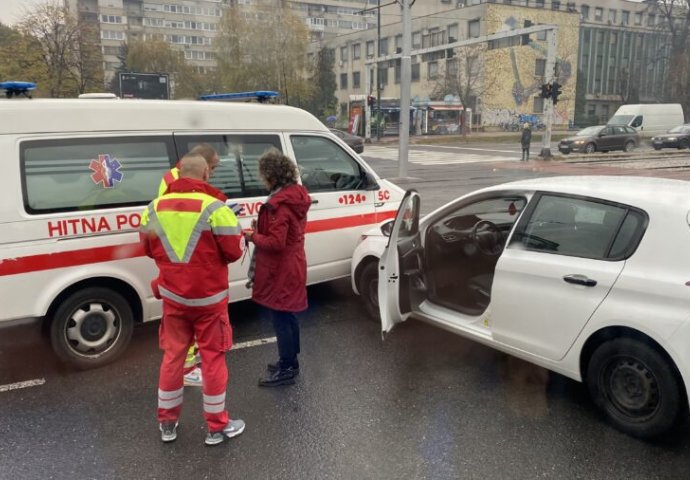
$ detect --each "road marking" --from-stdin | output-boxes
[414,144,518,153]
[0,378,46,393]
[233,336,277,350]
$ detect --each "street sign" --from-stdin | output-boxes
[118,73,169,100]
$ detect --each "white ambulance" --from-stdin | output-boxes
[0,99,403,369]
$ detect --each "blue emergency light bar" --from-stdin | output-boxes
[198,90,279,103]
[0,81,37,98]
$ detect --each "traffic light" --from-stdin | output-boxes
[522,20,533,45]
[540,83,551,99]
[551,82,562,105]
[367,95,376,108]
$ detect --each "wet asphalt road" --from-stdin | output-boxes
[2,154,690,479]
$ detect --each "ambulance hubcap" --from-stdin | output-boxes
[66,302,120,354]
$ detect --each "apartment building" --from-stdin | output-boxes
[328,0,674,128]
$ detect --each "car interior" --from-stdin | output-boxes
[424,196,526,316]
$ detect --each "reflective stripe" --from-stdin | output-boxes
[146,205,180,263]
[158,388,183,409]
[159,286,229,307]
[179,200,226,263]
[212,225,242,236]
[203,392,226,414]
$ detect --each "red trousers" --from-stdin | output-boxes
[157,302,233,432]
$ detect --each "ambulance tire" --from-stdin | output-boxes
[50,287,134,370]
[358,261,380,321]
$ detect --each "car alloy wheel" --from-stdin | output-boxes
[584,143,596,154]
[624,141,635,152]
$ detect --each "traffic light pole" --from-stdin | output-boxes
[539,28,558,159]
[365,67,372,141]
[398,0,412,178]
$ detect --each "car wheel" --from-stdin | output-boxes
[586,337,683,438]
[584,143,596,154]
[624,141,635,152]
[679,139,689,149]
[357,261,380,321]
[653,146,662,151]
[50,287,134,370]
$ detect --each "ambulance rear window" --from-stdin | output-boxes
[21,136,176,214]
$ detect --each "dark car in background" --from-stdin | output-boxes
[329,128,364,153]
[558,125,639,154]
[651,125,690,150]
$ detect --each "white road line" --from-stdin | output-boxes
[414,145,518,153]
[0,378,46,393]
[233,336,277,350]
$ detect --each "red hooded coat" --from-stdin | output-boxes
[251,183,311,312]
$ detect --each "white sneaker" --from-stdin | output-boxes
[183,367,203,387]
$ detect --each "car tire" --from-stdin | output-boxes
[584,143,596,154]
[653,146,663,151]
[586,337,683,438]
[358,260,380,321]
[679,139,689,149]
[50,287,134,370]
[624,141,635,152]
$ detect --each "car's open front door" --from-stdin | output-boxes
[378,190,423,336]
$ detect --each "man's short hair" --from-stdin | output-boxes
[179,153,208,179]
[189,143,218,165]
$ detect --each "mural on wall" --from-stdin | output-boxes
[481,5,580,126]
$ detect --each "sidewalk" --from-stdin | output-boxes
[369,130,572,146]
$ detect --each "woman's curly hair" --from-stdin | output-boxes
[258,148,299,188]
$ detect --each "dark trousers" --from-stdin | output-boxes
[521,146,530,161]
[271,309,300,369]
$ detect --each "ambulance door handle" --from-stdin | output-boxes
[310,197,319,204]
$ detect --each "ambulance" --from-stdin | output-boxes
[0,98,404,369]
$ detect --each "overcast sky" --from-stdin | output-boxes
[0,0,50,26]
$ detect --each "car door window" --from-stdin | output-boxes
[21,136,175,214]
[631,116,643,128]
[291,135,364,192]
[175,134,282,198]
[511,194,646,260]
[612,126,626,135]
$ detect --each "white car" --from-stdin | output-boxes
[353,175,690,438]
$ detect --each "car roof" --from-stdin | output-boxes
[482,175,690,210]
[0,99,328,134]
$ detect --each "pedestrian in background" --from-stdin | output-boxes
[521,122,532,162]
[141,153,245,445]
[243,149,311,387]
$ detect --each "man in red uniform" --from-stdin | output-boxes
[141,153,245,446]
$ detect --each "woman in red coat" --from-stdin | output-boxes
[244,149,311,387]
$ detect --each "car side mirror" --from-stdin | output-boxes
[362,171,380,191]
[381,220,394,237]
[599,132,606,137]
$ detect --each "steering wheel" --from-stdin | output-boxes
[471,220,503,256]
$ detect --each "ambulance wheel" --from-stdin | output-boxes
[358,261,380,321]
[50,287,134,370]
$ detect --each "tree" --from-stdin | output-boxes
[303,47,338,119]
[113,37,204,99]
[0,22,49,94]
[646,0,690,119]
[17,1,103,97]
[213,1,312,106]
[431,45,498,134]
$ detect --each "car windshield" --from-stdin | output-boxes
[577,126,603,136]
[668,126,690,134]
[608,115,634,126]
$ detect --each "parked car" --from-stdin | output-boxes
[651,125,690,150]
[329,128,364,153]
[558,125,639,154]
[353,176,690,438]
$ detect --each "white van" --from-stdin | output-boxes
[0,99,403,369]
[607,104,685,136]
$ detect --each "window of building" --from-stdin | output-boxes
[378,67,389,86]
[340,73,348,89]
[567,2,576,12]
[412,31,422,49]
[635,12,643,25]
[648,14,655,27]
[101,14,123,24]
[447,58,459,76]
[552,1,560,10]
[366,40,375,58]
[21,136,175,214]
[101,30,126,40]
[428,62,439,80]
[535,0,544,7]
[431,29,445,47]
[537,30,547,41]
[581,4,589,20]
[594,7,603,21]
[352,43,361,60]
[583,29,591,43]
[379,37,389,56]
[468,19,480,38]
[395,63,401,84]
[411,63,420,82]
[609,9,617,24]
[395,34,402,53]
[597,31,605,44]
[340,46,348,62]
[447,23,459,43]
[353,71,361,89]
[535,58,546,76]
[610,32,618,44]
[291,136,366,193]
[622,10,630,25]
